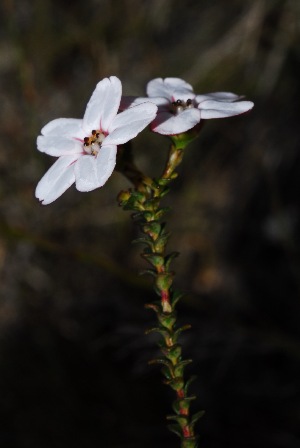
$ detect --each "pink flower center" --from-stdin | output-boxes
[83,130,105,156]
[171,98,194,115]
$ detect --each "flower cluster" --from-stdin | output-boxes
[36,76,254,204]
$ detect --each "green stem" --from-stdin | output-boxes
[161,143,184,180]
[118,136,203,447]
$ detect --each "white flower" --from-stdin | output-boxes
[36,76,157,204]
[120,77,254,135]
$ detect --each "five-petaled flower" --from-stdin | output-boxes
[35,76,157,204]
[120,77,254,135]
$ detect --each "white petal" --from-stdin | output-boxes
[147,78,193,99]
[196,92,241,103]
[199,100,254,119]
[119,96,168,110]
[41,118,85,139]
[96,144,117,185]
[75,155,98,192]
[35,154,78,205]
[75,145,117,192]
[164,78,194,90]
[83,76,121,133]
[105,103,157,145]
[151,108,201,135]
[37,135,83,156]
[172,90,196,102]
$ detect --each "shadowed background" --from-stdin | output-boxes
[0,1,300,447]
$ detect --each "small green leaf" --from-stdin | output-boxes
[165,376,185,391]
[139,268,156,277]
[171,290,185,307]
[142,221,162,240]
[154,207,171,220]
[131,236,153,247]
[157,178,171,187]
[145,326,170,339]
[142,253,165,269]
[131,212,144,220]
[191,410,205,427]
[174,359,193,377]
[172,396,196,414]
[161,343,182,362]
[145,302,161,313]
[148,358,174,375]
[145,326,161,335]
[174,324,192,342]
[167,423,182,438]
[184,375,197,394]
[170,126,200,149]
[165,251,180,269]
[161,365,174,381]
[155,273,173,292]
[143,211,155,222]
[148,358,166,366]
[157,311,177,330]
[181,436,199,448]
[159,186,170,198]
[166,414,188,427]
[153,232,170,252]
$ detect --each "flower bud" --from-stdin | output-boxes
[117,190,131,204]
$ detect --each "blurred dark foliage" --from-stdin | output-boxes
[0,1,300,447]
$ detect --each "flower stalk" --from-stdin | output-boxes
[118,133,204,448]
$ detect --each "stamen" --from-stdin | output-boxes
[171,98,194,115]
[83,129,105,156]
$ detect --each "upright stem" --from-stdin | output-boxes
[118,137,203,448]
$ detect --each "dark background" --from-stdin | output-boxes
[0,1,300,447]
